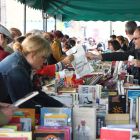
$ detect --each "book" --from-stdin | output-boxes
[10,91,39,107]
[73,107,96,140]
[96,115,105,138]
[10,117,31,131]
[78,85,96,100]
[36,126,71,140]
[79,93,92,104]
[0,132,32,140]
[40,108,71,126]
[7,123,21,131]
[105,114,129,121]
[0,128,14,132]
[16,108,35,131]
[106,120,136,131]
[101,89,118,98]
[34,131,66,140]
[108,95,126,113]
[100,127,132,140]
[2,125,17,131]
[0,137,28,140]
[66,44,94,79]
[127,90,140,103]
[138,96,140,132]
[128,98,134,120]
[44,114,68,126]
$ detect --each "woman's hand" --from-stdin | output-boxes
[62,54,74,66]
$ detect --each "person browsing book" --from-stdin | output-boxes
[85,26,140,85]
[0,35,64,113]
[0,102,18,126]
[75,119,92,140]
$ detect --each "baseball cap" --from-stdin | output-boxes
[0,24,14,44]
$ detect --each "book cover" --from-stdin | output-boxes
[2,125,17,131]
[36,129,70,140]
[96,115,105,138]
[106,120,136,131]
[105,114,129,121]
[78,85,96,100]
[0,128,14,132]
[16,108,35,131]
[127,90,140,103]
[40,108,71,126]
[79,93,92,104]
[34,131,66,140]
[0,132,32,140]
[35,114,40,125]
[100,127,132,140]
[101,89,118,98]
[108,95,126,113]
[44,114,68,126]
[73,107,96,140]
[7,123,21,131]
[0,137,28,140]
[36,126,71,140]
[10,117,31,131]
[10,91,39,107]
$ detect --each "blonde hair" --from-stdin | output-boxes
[13,35,51,57]
[124,37,129,48]
[8,28,22,38]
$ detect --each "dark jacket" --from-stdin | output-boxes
[0,72,10,103]
[102,49,140,84]
[0,51,63,113]
[128,40,139,79]
[121,44,127,51]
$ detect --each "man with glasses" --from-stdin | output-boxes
[85,26,140,85]
[125,21,139,80]
[0,24,14,61]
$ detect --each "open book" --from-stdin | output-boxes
[10,91,39,107]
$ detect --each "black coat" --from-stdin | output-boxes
[0,72,11,103]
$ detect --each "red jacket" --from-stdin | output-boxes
[36,65,55,76]
[0,46,10,61]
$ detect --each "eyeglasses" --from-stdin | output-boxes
[133,37,140,41]
[42,56,48,61]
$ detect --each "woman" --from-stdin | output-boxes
[62,41,72,55]
[51,30,66,63]
[5,28,22,54]
[36,33,74,76]
[108,40,123,52]
[0,35,64,113]
[116,36,129,51]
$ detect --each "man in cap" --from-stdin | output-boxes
[0,24,14,61]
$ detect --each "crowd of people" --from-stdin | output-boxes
[0,20,139,126]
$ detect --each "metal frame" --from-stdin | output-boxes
[46,0,71,19]
[24,0,26,35]
[64,14,79,24]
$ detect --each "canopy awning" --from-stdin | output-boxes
[17,0,140,21]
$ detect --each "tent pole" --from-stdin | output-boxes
[110,21,112,36]
[46,0,71,19]
[54,15,56,31]
[64,14,79,24]
[23,0,26,35]
[46,14,47,32]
